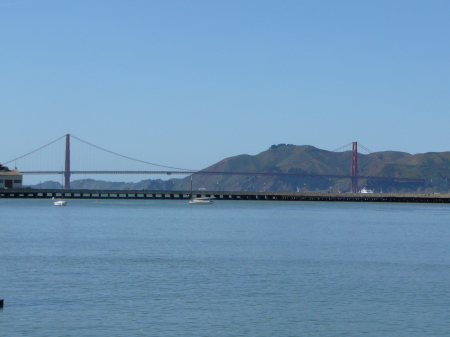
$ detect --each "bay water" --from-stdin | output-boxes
[1,199,449,336]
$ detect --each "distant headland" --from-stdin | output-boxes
[29,144,450,194]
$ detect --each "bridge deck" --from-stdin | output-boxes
[1,189,450,203]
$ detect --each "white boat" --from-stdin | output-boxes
[53,197,67,206]
[189,197,214,204]
[188,175,214,204]
[360,187,374,194]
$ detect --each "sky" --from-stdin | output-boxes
[1,0,449,183]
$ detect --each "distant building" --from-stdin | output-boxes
[0,164,23,189]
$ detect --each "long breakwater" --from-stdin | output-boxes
[1,188,450,203]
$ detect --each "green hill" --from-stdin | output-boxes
[176,145,450,193]
[31,145,450,193]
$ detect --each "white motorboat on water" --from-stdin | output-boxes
[189,197,214,204]
[53,197,67,206]
[360,187,374,194]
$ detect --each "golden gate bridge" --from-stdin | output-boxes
[2,134,425,192]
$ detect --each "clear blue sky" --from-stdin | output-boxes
[1,0,449,182]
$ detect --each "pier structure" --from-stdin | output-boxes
[1,189,450,203]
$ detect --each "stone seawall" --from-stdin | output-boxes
[1,189,450,203]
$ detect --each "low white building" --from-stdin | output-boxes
[0,164,23,189]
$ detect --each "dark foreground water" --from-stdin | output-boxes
[1,199,449,336]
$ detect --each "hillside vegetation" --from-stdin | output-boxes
[33,145,450,193]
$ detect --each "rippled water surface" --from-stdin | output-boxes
[1,199,449,336]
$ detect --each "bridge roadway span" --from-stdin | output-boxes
[21,171,426,182]
[1,188,450,203]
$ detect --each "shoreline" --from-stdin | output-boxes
[2,188,450,203]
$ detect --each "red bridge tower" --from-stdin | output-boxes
[64,134,71,189]
[351,142,358,193]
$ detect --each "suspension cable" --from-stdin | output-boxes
[358,143,374,154]
[70,134,195,171]
[2,135,66,165]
